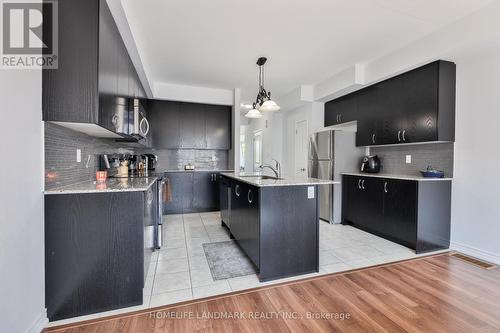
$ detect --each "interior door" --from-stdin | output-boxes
[295,120,309,177]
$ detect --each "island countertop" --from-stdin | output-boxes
[44,177,158,195]
[221,172,339,187]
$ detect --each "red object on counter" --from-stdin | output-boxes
[96,171,108,182]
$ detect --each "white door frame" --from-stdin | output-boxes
[294,119,308,177]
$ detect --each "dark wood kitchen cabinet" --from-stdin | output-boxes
[205,104,232,149]
[163,172,194,214]
[324,60,455,147]
[163,171,220,214]
[342,175,451,253]
[193,172,220,212]
[342,176,384,234]
[43,0,147,138]
[324,93,357,126]
[149,101,182,149]
[230,181,260,267]
[148,100,231,149]
[382,179,418,248]
[44,189,154,321]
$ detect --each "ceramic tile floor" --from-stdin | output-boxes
[48,211,447,327]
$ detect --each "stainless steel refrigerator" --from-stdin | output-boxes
[308,130,363,224]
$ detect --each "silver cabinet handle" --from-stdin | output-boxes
[358,179,362,189]
[372,134,376,144]
[361,179,365,190]
[339,114,342,122]
[398,130,401,142]
[384,182,388,193]
[235,185,241,196]
[247,189,253,204]
[402,130,406,142]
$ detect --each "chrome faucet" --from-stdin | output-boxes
[259,159,282,178]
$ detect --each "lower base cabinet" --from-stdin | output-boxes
[163,171,220,214]
[342,175,451,253]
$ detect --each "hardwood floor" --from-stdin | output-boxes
[44,253,500,333]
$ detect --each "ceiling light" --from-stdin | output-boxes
[252,57,280,112]
[259,99,280,112]
[245,106,263,119]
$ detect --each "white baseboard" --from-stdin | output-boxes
[25,309,48,333]
[451,242,500,265]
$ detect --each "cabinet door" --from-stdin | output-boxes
[401,62,439,143]
[205,105,231,149]
[193,173,219,211]
[357,177,384,233]
[180,102,206,149]
[241,185,260,267]
[97,0,118,132]
[356,88,383,146]
[324,95,356,127]
[230,182,245,240]
[379,76,405,145]
[341,176,361,224]
[163,173,193,214]
[383,179,417,248]
[149,100,181,148]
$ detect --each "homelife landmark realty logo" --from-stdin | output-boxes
[1,0,58,69]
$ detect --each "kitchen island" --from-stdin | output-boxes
[220,173,337,282]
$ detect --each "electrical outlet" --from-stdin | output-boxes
[76,149,82,163]
[405,155,412,164]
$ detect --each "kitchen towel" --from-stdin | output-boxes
[164,178,172,202]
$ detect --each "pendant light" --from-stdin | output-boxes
[245,104,263,118]
[246,57,280,117]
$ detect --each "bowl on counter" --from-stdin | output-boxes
[420,166,445,178]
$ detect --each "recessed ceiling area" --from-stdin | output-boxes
[121,0,494,102]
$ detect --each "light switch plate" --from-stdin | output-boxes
[76,149,82,163]
[308,186,315,199]
[405,155,412,164]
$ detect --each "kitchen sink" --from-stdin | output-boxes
[239,175,284,180]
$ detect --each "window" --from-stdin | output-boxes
[253,130,263,171]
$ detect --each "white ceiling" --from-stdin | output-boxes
[121,0,494,102]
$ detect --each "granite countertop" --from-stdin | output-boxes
[221,172,339,187]
[162,169,235,173]
[341,172,453,182]
[44,177,158,195]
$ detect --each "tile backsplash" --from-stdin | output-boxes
[45,123,229,189]
[370,142,454,177]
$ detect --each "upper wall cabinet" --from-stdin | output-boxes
[42,0,147,139]
[325,60,456,147]
[148,100,232,150]
[324,93,357,126]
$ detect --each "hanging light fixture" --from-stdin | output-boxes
[245,57,280,118]
[244,106,263,118]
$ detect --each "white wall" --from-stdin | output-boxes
[0,70,46,332]
[153,82,234,105]
[450,47,500,263]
